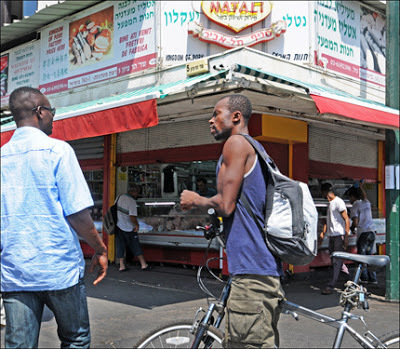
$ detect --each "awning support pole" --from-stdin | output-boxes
[385,0,399,302]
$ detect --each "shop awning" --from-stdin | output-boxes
[0,70,228,146]
[232,64,399,129]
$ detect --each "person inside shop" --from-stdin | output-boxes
[116,184,150,272]
[1,86,108,348]
[180,94,284,348]
[196,177,217,198]
[320,182,352,295]
[346,180,378,285]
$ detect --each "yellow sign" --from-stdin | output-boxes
[186,58,209,76]
[201,1,273,33]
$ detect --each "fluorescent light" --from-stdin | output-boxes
[144,202,176,206]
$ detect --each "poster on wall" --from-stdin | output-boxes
[39,0,157,94]
[1,41,40,106]
[1,54,9,98]
[314,1,385,87]
[359,6,385,85]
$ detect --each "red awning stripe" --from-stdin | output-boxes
[1,99,157,147]
[310,94,399,128]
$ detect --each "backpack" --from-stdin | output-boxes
[102,195,121,235]
[240,134,318,266]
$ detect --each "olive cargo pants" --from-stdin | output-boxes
[225,275,284,348]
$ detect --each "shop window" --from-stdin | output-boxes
[119,161,218,233]
[83,170,104,228]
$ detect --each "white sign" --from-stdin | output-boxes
[1,41,40,106]
[39,0,157,94]
[385,165,395,190]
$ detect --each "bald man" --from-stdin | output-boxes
[1,87,107,348]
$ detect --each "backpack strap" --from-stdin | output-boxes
[238,134,268,235]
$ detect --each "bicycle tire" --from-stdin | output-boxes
[378,330,400,348]
[134,320,224,348]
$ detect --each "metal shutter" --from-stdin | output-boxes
[68,136,104,160]
[117,119,218,153]
[309,126,378,168]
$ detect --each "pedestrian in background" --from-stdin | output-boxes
[346,181,378,284]
[320,183,351,295]
[1,87,108,348]
[181,94,284,348]
[116,185,149,271]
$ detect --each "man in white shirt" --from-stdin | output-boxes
[320,183,351,295]
[115,185,149,272]
[347,182,377,284]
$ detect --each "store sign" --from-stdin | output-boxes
[39,0,157,95]
[188,20,286,48]
[201,1,272,32]
[188,1,286,49]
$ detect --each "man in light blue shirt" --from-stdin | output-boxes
[1,87,108,348]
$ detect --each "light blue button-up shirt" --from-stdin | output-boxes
[1,127,94,292]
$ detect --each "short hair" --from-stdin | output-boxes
[321,182,333,193]
[346,186,361,200]
[128,184,141,193]
[197,177,207,185]
[220,94,252,122]
[9,87,43,122]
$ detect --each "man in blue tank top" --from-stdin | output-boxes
[181,94,283,348]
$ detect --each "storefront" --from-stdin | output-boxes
[1,1,398,274]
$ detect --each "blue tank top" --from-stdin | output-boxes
[216,139,280,276]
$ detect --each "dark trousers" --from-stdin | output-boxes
[357,231,377,282]
[328,236,350,289]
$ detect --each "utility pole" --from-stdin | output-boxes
[385,0,399,301]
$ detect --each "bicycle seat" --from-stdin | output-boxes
[331,252,390,268]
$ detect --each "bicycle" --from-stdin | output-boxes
[135,209,399,348]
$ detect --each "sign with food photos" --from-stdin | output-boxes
[39,0,157,94]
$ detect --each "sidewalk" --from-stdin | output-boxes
[1,261,399,348]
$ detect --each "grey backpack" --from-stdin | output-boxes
[240,134,318,266]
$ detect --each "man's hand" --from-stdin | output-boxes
[180,190,200,211]
[343,234,349,250]
[318,232,324,246]
[89,252,108,286]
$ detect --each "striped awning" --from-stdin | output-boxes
[231,63,308,90]
[0,69,229,146]
[231,64,399,129]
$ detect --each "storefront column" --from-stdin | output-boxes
[103,134,117,263]
[385,0,399,301]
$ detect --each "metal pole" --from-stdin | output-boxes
[385,0,400,302]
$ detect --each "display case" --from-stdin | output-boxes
[119,162,220,253]
[137,198,220,250]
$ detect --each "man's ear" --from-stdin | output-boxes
[232,111,242,124]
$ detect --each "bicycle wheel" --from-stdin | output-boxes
[378,331,400,348]
[135,320,224,348]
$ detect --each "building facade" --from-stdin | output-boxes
[1,0,398,273]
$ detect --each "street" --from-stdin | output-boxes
[1,261,399,348]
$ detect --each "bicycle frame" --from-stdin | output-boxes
[191,277,232,348]
[281,263,386,348]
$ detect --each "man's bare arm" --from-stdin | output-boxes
[130,215,139,232]
[181,135,253,216]
[67,208,108,285]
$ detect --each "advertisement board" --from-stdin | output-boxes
[315,1,385,87]
[160,1,311,67]
[39,0,157,94]
[1,41,40,106]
